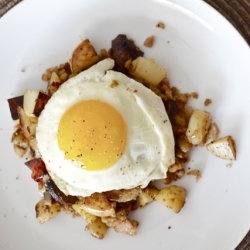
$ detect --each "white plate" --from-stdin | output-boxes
[0,0,250,249]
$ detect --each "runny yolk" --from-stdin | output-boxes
[57,100,127,171]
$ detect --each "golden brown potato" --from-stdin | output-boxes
[136,186,159,208]
[85,217,108,239]
[205,122,220,142]
[206,135,236,160]
[177,136,192,153]
[17,106,38,139]
[71,39,99,74]
[129,56,166,86]
[11,128,29,149]
[155,185,186,213]
[78,193,116,217]
[23,89,39,116]
[186,109,211,145]
[72,201,97,223]
[101,207,128,227]
[13,144,27,158]
[35,199,61,224]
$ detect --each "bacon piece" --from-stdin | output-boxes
[109,34,144,74]
[25,158,48,182]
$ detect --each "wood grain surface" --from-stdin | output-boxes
[0,0,249,249]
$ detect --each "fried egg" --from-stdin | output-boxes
[36,58,175,197]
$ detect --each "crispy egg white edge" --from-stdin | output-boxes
[36,58,175,196]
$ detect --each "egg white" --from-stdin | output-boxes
[36,58,175,197]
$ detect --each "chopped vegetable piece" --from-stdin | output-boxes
[23,89,39,116]
[79,193,116,217]
[206,135,236,160]
[129,56,166,86]
[85,217,108,239]
[155,185,186,213]
[35,199,61,224]
[71,39,100,74]
[186,109,211,145]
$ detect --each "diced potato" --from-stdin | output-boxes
[205,122,220,142]
[11,128,29,149]
[35,199,61,224]
[206,135,236,160]
[85,217,108,239]
[186,109,211,145]
[71,39,100,74]
[23,89,39,116]
[137,186,159,208]
[13,144,27,158]
[101,207,128,227]
[78,193,116,217]
[104,187,140,202]
[17,106,38,139]
[177,136,192,153]
[155,185,186,213]
[72,201,97,223]
[129,56,166,86]
[49,71,61,84]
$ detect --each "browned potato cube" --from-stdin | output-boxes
[71,39,100,74]
[85,217,108,239]
[11,128,29,149]
[13,144,27,158]
[72,201,97,223]
[17,106,38,139]
[186,109,211,145]
[129,56,166,86]
[155,185,186,213]
[78,193,116,217]
[136,186,159,208]
[206,135,236,160]
[23,89,39,116]
[35,199,61,224]
[177,136,192,153]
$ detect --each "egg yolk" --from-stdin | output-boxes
[57,100,127,171]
